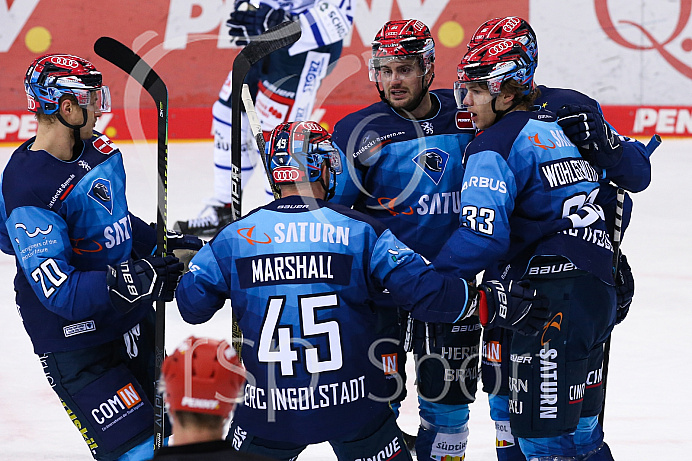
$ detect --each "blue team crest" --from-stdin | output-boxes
[88,178,113,214]
[413,148,449,185]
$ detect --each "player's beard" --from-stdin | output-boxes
[388,88,426,116]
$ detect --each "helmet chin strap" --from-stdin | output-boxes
[56,107,88,160]
[490,95,521,124]
[318,171,336,201]
[317,161,336,201]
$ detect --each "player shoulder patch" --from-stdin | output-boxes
[88,178,113,214]
[93,134,118,155]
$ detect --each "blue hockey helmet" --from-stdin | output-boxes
[25,54,111,115]
[267,121,342,199]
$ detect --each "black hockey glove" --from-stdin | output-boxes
[556,104,623,169]
[227,2,290,46]
[166,229,204,252]
[166,229,205,273]
[615,253,634,325]
[478,280,550,336]
[107,255,183,314]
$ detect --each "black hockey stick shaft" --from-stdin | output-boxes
[94,36,169,451]
[599,187,625,427]
[241,84,280,199]
[229,20,300,358]
[230,19,301,219]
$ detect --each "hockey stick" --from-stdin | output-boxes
[94,37,169,451]
[241,84,280,199]
[229,20,301,358]
[230,19,301,219]
[599,187,625,426]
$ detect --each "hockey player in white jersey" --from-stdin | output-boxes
[175,0,353,236]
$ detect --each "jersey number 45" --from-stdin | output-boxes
[258,293,343,377]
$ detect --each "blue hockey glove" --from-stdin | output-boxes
[615,253,634,325]
[107,255,183,314]
[478,280,550,336]
[227,2,290,46]
[556,104,623,169]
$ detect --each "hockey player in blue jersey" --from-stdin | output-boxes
[330,19,480,461]
[175,120,549,461]
[175,0,353,236]
[0,54,196,460]
[464,17,659,461]
[433,38,617,461]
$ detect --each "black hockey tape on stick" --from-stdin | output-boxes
[241,84,280,199]
[230,20,301,219]
[94,36,169,452]
[599,187,625,427]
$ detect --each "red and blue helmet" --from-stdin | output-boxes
[25,54,111,115]
[267,121,341,197]
[369,19,435,82]
[457,38,536,96]
[467,17,538,67]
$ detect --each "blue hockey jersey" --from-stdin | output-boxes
[175,196,474,444]
[433,109,615,285]
[0,133,156,353]
[535,85,659,238]
[536,85,653,193]
[331,89,475,260]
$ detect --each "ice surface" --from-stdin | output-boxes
[0,137,687,459]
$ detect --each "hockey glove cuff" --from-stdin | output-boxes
[556,104,623,169]
[615,253,634,325]
[107,255,184,314]
[227,2,290,46]
[478,280,550,336]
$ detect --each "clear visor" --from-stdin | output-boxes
[458,80,496,106]
[368,57,428,83]
[453,81,466,108]
[72,87,111,113]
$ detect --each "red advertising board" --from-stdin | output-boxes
[0,0,530,142]
[4,1,685,142]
